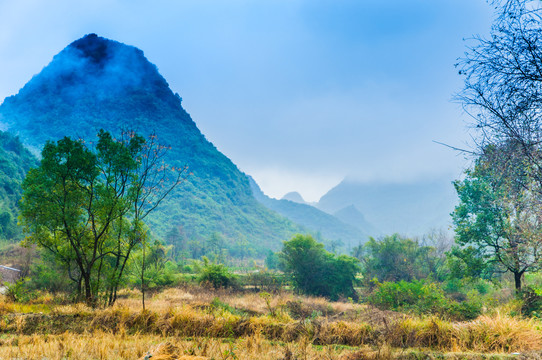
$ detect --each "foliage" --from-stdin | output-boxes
[452,142,542,291]
[5,279,35,303]
[19,130,187,305]
[279,234,360,300]
[264,250,280,270]
[126,240,179,291]
[24,250,74,294]
[368,279,482,320]
[0,131,37,240]
[353,234,443,285]
[196,258,236,289]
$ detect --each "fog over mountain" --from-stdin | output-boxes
[316,177,457,236]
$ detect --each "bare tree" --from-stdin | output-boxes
[456,0,542,164]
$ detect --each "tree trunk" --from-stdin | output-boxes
[141,242,146,311]
[514,272,523,293]
[84,273,93,306]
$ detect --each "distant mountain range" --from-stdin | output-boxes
[316,177,457,236]
[250,178,371,250]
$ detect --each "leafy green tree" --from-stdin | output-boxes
[279,234,360,300]
[446,245,493,282]
[20,130,188,305]
[264,250,280,270]
[452,142,542,292]
[165,226,187,260]
[354,234,442,284]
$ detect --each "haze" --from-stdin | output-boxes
[0,0,493,201]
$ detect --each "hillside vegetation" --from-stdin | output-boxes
[0,131,37,240]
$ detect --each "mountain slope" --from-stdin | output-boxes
[317,178,456,236]
[333,205,380,236]
[249,177,371,250]
[0,131,38,240]
[0,34,302,254]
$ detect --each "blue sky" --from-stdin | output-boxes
[0,0,494,201]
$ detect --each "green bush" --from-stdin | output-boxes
[24,251,74,294]
[197,260,236,289]
[520,287,542,317]
[368,279,482,320]
[447,296,483,320]
[6,279,36,303]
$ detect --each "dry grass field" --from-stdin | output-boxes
[0,286,541,359]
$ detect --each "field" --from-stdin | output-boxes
[0,285,541,359]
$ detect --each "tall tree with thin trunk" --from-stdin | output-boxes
[20,130,189,306]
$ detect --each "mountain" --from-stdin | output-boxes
[0,34,303,255]
[317,177,457,236]
[333,205,380,236]
[0,132,38,240]
[249,177,370,250]
[281,192,307,204]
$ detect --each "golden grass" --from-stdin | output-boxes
[0,332,359,360]
[454,313,542,352]
[388,313,542,353]
[1,332,529,360]
[0,287,541,356]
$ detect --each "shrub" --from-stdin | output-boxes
[368,279,482,320]
[5,279,36,303]
[520,287,542,317]
[368,280,444,313]
[197,260,236,289]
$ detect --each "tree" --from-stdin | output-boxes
[452,142,542,291]
[353,234,442,285]
[20,130,189,305]
[127,240,176,298]
[279,234,360,300]
[456,0,542,179]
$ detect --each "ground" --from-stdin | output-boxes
[0,286,540,359]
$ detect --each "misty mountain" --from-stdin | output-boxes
[249,177,371,250]
[0,34,303,254]
[281,191,307,204]
[317,177,457,236]
[333,205,380,236]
